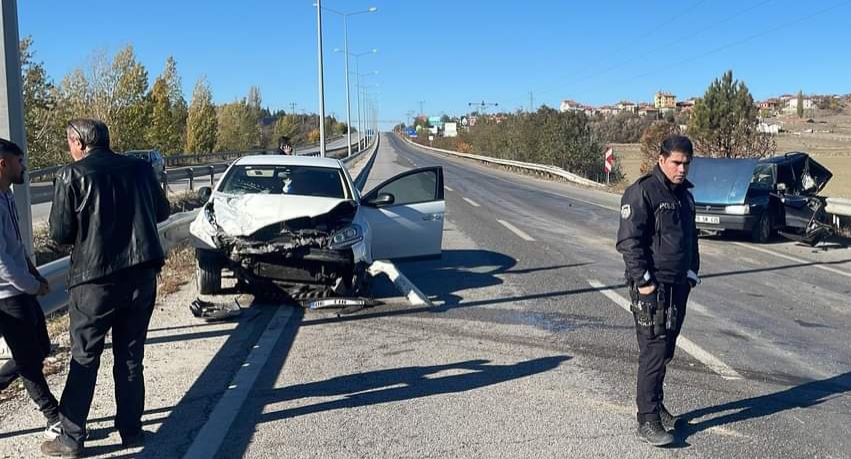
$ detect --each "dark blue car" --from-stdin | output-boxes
[689,152,832,244]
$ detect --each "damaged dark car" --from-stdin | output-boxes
[689,152,833,245]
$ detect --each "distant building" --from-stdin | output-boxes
[757,122,782,135]
[638,104,659,118]
[785,97,814,112]
[654,91,677,109]
[759,99,780,111]
[617,101,638,114]
[559,100,583,113]
[676,99,696,112]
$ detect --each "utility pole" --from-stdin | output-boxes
[468,101,499,115]
[316,0,327,157]
[288,102,297,115]
[418,98,425,117]
[0,0,32,254]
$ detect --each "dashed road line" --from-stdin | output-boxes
[462,197,481,207]
[587,279,743,381]
[497,219,536,241]
[444,185,455,192]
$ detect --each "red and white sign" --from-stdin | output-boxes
[604,147,615,173]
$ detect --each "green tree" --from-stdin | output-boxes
[145,57,187,154]
[108,45,150,151]
[19,36,65,170]
[687,70,774,158]
[797,90,804,118]
[215,99,256,151]
[163,56,188,151]
[273,114,301,143]
[185,76,218,153]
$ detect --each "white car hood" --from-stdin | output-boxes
[210,194,354,237]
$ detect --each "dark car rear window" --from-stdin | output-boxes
[219,165,348,198]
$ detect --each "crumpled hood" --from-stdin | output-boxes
[209,193,353,237]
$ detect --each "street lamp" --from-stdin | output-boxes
[314,0,327,157]
[334,48,377,156]
[319,5,377,157]
[357,82,380,146]
[353,71,378,149]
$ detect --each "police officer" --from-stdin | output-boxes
[616,135,700,446]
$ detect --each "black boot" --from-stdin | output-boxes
[636,420,674,446]
[660,404,682,431]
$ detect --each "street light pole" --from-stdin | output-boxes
[316,0,327,157]
[342,16,352,157]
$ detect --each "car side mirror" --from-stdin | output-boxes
[365,192,395,207]
[198,186,213,202]
[776,183,787,193]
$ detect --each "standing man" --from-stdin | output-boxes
[616,135,700,446]
[0,139,61,439]
[277,135,294,155]
[41,119,170,457]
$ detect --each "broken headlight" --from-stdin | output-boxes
[328,224,363,250]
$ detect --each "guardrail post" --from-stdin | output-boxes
[161,171,168,195]
[208,165,215,186]
[187,167,194,191]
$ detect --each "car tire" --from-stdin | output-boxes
[751,211,773,243]
[196,253,222,294]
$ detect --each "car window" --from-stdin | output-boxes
[219,165,348,198]
[751,164,775,187]
[374,170,437,205]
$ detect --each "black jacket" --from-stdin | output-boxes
[616,165,699,286]
[49,148,170,287]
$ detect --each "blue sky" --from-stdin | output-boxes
[19,0,851,130]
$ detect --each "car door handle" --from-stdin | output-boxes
[422,214,443,221]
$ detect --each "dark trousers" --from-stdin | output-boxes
[0,294,59,423]
[635,283,689,423]
[58,267,157,447]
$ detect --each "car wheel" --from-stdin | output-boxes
[196,254,222,294]
[751,212,772,243]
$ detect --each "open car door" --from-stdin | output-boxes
[360,167,445,260]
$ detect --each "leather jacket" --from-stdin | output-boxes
[49,147,170,287]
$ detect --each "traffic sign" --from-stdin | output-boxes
[604,147,615,173]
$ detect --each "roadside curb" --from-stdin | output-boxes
[368,260,433,307]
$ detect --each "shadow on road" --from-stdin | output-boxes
[678,371,851,442]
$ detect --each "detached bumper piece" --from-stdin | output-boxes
[190,298,243,322]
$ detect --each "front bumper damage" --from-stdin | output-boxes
[194,199,372,302]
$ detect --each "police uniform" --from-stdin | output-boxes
[616,165,700,427]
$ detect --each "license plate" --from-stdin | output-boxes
[696,214,720,224]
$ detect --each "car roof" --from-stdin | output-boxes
[233,154,344,169]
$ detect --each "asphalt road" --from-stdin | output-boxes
[2,133,848,458]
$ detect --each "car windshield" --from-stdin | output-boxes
[751,163,775,187]
[219,165,348,198]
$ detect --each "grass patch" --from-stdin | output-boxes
[169,191,207,214]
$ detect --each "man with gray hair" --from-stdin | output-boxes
[41,119,169,457]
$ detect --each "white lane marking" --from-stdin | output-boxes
[444,185,455,192]
[731,242,851,280]
[182,306,295,459]
[462,197,481,207]
[497,219,536,241]
[588,279,743,381]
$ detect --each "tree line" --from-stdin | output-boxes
[408,69,774,185]
[21,38,349,170]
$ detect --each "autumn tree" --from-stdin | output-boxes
[185,76,217,153]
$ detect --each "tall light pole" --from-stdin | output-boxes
[334,48,377,156]
[354,71,378,150]
[321,5,377,157]
[315,0,327,157]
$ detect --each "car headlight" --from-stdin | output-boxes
[329,224,363,250]
[724,205,750,215]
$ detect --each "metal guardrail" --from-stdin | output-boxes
[826,197,851,217]
[397,134,604,188]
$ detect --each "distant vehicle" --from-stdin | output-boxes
[689,152,833,245]
[124,149,165,180]
[189,154,445,302]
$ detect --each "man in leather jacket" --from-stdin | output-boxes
[42,119,169,457]
[616,135,700,447]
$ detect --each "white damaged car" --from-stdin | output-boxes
[189,155,445,302]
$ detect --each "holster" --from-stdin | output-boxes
[629,281,675,339]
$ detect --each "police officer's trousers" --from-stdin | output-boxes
[635,282,689,423]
